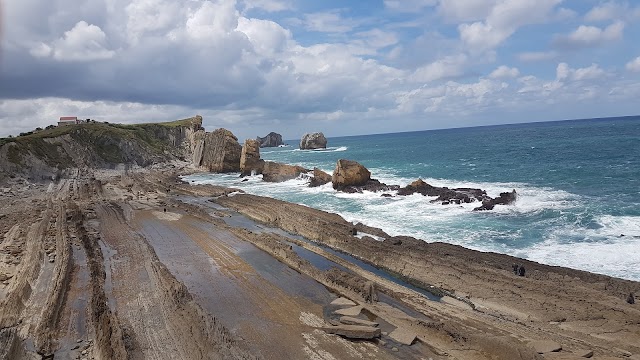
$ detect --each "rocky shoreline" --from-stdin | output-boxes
[1,118,638,359]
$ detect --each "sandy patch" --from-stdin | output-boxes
[152,211,183,221]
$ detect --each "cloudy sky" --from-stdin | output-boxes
[1,0,639,141]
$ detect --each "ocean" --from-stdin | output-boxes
[184,116,640,281]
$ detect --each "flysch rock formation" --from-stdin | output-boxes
[299,132,327,150]
[240,139,264,176]
[332,159,371,190]
[256,132,284,147]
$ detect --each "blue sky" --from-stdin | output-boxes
[1,0,639,140]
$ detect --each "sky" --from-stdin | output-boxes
[1,0,639,141]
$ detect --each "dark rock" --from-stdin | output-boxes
[628,292,635,304]
[309,168,332,187]
[262,161,309,182]
[518,265,526,277]
[240,139,264,176]
[300,132,327,150]
[398,179,487,205]
[474,190,517,211]
[256,132,284,147]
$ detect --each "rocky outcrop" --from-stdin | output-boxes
[240,139,264,176]
[261,161,309,182]
[299,132,327,150]
[196,129,242,173]
[256,132,284,148]
[398,179,489,204]
[309,168,332,187]
[332,160,371,190]
[321,325,381,339]
[474,190,517,211]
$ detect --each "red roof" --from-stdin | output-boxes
[59,116,78,121]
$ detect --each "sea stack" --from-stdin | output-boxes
[332,159,371,190]
[240,139,264,176]
[256,132,284,147]
[300,132,327,150]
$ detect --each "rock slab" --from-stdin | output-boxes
[334,306,363,317]
[300,132,327,150]
[530,340,562,354]
[309,168,332,187]
[389,327,417,346]
[330,297,357,307]
[321,325,381,339]
[339,316,379,327]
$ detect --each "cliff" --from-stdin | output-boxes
[0,115,243,181]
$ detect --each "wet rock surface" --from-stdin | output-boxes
[309,168,332,187]
[240,139,264,177]
[261,161,309,182]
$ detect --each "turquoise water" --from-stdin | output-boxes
[185,116,640,281]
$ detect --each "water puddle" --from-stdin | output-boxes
[99,240,118,312]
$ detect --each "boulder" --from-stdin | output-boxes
[256,132,284,147]
[300,132,327,150]
[198,128,242,173]
[240,139,264,176]
[321,325,381,339]
[309,168,332,187]
[261,161,309,182]
[332,160,371,190]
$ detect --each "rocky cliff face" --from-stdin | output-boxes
[300,132,327,150]
[0,116,205,181]
[256,132,284,148]
[0,115,247,181]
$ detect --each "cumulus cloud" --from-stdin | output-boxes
[457,0,562,52]
[554,21,625,49]
[584,1,640,22]
[410,55,468,82]
[626,56,640,72]
[488,65,520,79]
[556,63,607,81]
[40,21,116,61]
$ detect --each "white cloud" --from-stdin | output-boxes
[438,0,496,23]
[488,65,520,79]
[299,10,362,33]
[458,0,562,52]
[410,55,468,82]
[556,63,607,81]
[554,21,625,49]
[626,56,640,72]
[517,51,557,62]
[52,21,116,61]
[585,1,640,22]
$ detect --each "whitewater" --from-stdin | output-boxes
[185,116,640,281]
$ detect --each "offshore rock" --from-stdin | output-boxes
[299,132,327,150]
[309,168,332,187]
[197,129,242,173]
[256,132,284,148]
[332,160,371,190]
[398,179,489,204]
[240,139,264,176]
[473,190,517,211]
[262,161,309,182]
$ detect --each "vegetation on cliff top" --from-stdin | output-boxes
[1,117,201,167]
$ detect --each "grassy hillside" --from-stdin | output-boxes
[0,117,202,169]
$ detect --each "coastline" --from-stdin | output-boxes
[1,163,639,359]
